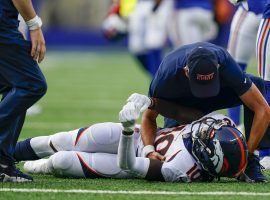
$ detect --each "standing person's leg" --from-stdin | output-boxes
[227,8,260,127]
[144,0,173,77]
[256,16,270,137]
[256,16,270,168]
[242,76,270,180]
[170,8,217,48]
[0,43,47,174]
[128,1,151,74]
[257,17,270,100]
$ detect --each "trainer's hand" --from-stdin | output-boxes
[119,102,140,132]
[127,93,152,112]
[30,28,46,63]
[147,151,165,161]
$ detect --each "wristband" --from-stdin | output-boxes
[148,97,157,109]
[142,145,155,157]
[26,15,43,30]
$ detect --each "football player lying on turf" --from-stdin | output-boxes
[14,103,248,182]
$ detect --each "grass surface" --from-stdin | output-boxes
[0,51,269,200]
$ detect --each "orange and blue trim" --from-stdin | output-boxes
[257,18,270,79]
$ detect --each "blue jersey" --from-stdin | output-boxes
[149,42,252,113]
[174,0,213,10]
[0,0,27,45]
[247,0,269,15]
[263,2,270,18]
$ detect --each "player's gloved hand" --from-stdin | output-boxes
[127,93,152,113]
[147,151,165,161]
[119,102,140,134]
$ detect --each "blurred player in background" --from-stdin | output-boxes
[256,1,270,164]
[227,0,264,133]
[0,0,47,182]
[15,102,248,182]
[227,0,270,167]
[128,0,172,77]
[103,0,172,77]
[168,0,217,48]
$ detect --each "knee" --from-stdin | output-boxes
[50,132,72,151]
[32,77,47,99]
[51,151,74,173]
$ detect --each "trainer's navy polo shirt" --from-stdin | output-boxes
[149,42,252,113]
[0,0,29,45]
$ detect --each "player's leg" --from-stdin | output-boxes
[14,122,124,161]
[256,17,270,169]
[227,7,248,126]
[256,17,270,138]
[227,8,261,127]
[128,1,150,73]
[144,0,172,76]
[170,7,217,47]
[243,76,270,179]
[24,151,133,179]
[257,17,270,101]
[0,44,47,167]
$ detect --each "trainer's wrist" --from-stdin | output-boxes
[148,98,157,109]
[142,145,155,157]
[26,15,42,30]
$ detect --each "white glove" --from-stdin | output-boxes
[119,102,140,133]
[127,93,152,113]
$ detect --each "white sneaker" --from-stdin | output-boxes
[260,156,270,170]
[24,159,51,174]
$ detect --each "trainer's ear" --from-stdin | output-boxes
[184,66,189,78]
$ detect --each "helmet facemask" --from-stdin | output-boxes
[191,117,229,177]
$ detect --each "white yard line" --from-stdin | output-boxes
[0,188,270,196]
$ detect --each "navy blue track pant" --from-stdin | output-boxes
[0,43,47,165]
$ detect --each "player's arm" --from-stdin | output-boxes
[12,0,46,63]
[221,51,270,153]
[240,83,270,153]
[152,98,204,124]
[118,129,165,181]
[127,93,203,160]
[118,102,165,181]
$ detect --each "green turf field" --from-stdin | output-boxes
[0,51,269,200]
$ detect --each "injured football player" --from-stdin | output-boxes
[15,100,249,182]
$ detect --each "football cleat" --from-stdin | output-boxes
[0,164,33,182]
[245,154,268,182]
[24,159,51,174]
